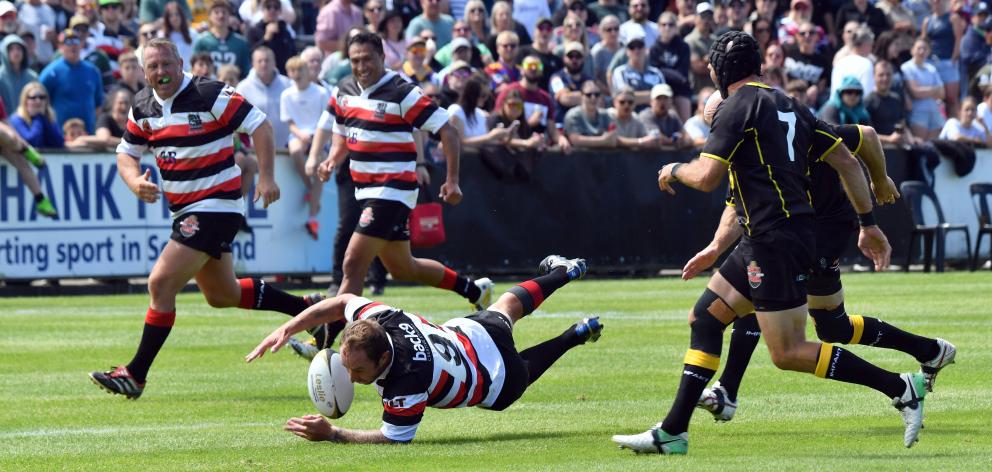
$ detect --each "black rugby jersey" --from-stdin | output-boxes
[702,82,817,235]
[807,122,863,224]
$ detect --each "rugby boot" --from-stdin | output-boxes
[920,338,956,392]
[538,255,587,280]
[472,277,494,311]
[697,381,738,422]
[612,423,688,455]
[89,365,145,399]
[893,372,927,448]
[35,196,57,218]
[574,317,603,343]
[23,146,44,168]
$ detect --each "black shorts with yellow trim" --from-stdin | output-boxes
[808,217,858,296]
[354,198,411,241]
[170,211,243,259]
[718,217,816,312]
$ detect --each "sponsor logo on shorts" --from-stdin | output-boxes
[179,215,200,238]
[359,206,374,228]
[747,261,764,289]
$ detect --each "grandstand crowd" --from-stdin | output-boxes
[4,0,992,203]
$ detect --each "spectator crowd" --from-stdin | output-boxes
[5,0,992,210]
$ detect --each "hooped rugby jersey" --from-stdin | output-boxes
[703,82,817,236]
[118,73,267,217]
[344,297,508,442]
[321,71,448,209]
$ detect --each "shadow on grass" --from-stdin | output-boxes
[416,428,608,445]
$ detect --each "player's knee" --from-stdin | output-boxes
[810,306,853,344]
[689,289,733,355]
[147,272,174,301]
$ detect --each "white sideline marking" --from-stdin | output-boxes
[0,421,272,439]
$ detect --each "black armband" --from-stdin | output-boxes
[857,211,876,227]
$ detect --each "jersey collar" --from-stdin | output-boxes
[151,72,193,105]
[357,70,396,97]
[746,81,772,89]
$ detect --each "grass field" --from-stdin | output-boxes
[1,272,990,471]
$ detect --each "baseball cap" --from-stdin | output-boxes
[407,37,426,49]
[450,37,471,51]
[697,2,714,15]
[69,15,90,29]
[0,1,16,17]
[564,41,584,55]
[450,59,472,71]
[651,83,674,99]
[977,2,990,15]
[624,24,647,47]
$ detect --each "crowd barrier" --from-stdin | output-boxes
[1,147,988,280]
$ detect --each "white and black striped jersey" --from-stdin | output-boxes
[323,71,449,209]
[344,297,507,442]
[117,73,267,217]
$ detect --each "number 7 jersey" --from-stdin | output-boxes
[701,82,818,236]
[344,297,508,442]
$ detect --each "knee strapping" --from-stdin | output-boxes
[685,289,732,369]
[810,304,855,344]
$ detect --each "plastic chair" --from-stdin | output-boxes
[899,181,972,272]
[971,183,992,270]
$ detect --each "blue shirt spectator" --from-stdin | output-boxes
[405,0,455,47]
[39,30,103,133]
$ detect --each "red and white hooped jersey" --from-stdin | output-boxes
[317,71,448,209]
[344,297,507,442]
[118,73,266,217]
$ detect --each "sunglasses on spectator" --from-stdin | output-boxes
[618,99,634,105]
[537,23,553,32]
[73,25,89,33]
[841,90,862,96]
[799,30,816,37]
[409,46,427,55]
[27,94,48,101]
[566,52,583,60]
[602,26,619,33]
[62,37,81,46]
[627,43,644,50]
[584,92,601,98]
[565,22,582,29]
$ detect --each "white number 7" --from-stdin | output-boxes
[777,111,796,162]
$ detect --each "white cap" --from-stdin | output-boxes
[450,37,472,51]
[651,83,674,99]
[697,2,713,15]
[0,1,16,17]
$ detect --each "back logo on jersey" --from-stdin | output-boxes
[747,260,764,288]
[399,323,430,362]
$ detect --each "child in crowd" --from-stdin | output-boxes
[280,55,329,239]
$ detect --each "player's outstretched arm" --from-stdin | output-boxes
[285,415,395,444]
[251,121,280,209]
[117,153,160,203]
[854,125,900,205]
[437,122,463,205]
[658,156,727,195]
[683,205,743,280]
[306,127,330,177]
[245,294,356,362]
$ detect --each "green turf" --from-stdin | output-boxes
[1,273,990,470]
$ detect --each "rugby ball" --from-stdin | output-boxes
[307,349,354,419]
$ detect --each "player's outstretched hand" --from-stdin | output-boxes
[245,328,291,363]
[657,163,678,195]
[858,225,892,271]
[131,169,161,203]
[683,245,720,281]
[317,158,335,182]
[440,181,462,205]
[285,415,335,442]
[871,176,900,205]
[254,176,280,209]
